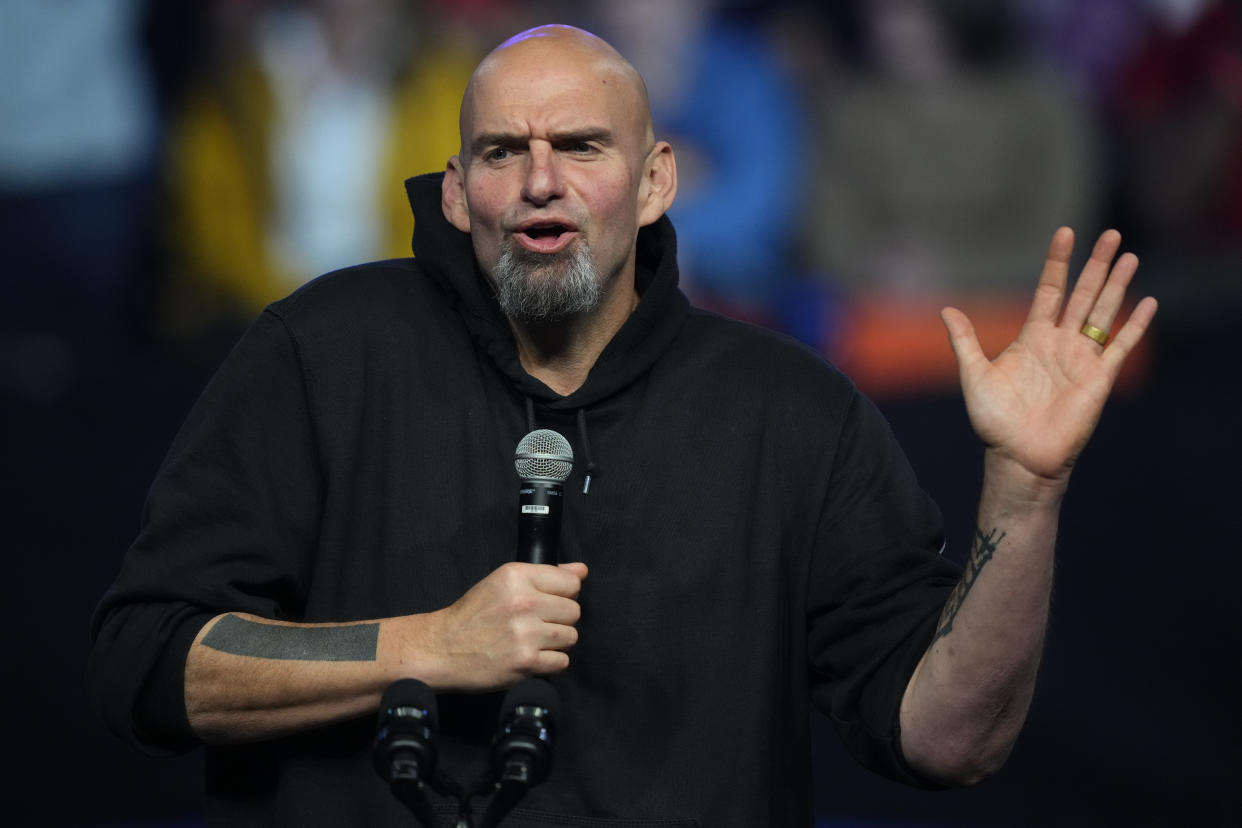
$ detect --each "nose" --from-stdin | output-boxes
[521,142,563,206]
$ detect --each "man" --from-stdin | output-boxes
[88,25,1157,826]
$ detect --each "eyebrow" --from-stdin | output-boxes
[470,128,616,157]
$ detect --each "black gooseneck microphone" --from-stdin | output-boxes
[374,679,439,828]
[373,677,562,828]
[482,678,561,826]
[514,429,573,565]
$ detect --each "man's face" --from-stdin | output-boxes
[442,36,671,320]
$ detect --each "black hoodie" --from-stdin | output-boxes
[89,173,959,826]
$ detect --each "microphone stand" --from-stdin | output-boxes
[389,768,530,828]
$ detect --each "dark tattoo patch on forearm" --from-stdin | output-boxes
[201,614,380,662]
[933,527,1007,642]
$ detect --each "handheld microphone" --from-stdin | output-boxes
[514,430,573,565]
[374,679,439,827]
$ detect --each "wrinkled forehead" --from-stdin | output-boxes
[459,33,653,149]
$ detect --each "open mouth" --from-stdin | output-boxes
[524,223,570,238]
[515,221,577,253]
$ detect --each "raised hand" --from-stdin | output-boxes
[940,228,1158,485]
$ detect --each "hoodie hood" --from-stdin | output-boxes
[404,172,690,411]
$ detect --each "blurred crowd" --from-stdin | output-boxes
[2,0,1240,406]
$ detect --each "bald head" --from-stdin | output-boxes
[459,25,654,156]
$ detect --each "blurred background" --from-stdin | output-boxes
[5,0,1239,824]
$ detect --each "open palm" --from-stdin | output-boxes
[942,228,1159,483]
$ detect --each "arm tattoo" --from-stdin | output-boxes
[933,527,1006,642]
[201,614,380,662]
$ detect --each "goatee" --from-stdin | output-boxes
[491,241,602,322]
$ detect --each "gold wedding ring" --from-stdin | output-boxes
[1080,322,1109,346]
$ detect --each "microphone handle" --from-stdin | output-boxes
[517,479,563,565]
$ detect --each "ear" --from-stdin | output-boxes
[636,142,677,228]
[442,156,472,233]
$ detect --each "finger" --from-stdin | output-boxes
[519,610,579,647]
[540,618,580,650]
[536,593,582,626]
[528,621,579,675]
[1026,226,1075,325]
[532,650,571,674]
[1083,251,1139,342]
[941,307,988,379]
[530,565,586,598]
[1102,296,1158,371]
[1061,229,1122,329]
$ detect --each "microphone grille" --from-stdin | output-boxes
[500,677,561,723]
[378,678,438,730]
[515,429,573,482]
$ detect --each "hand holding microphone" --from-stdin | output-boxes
[506,428,585,678]
[419,430,586,692]
[430,560,585,689]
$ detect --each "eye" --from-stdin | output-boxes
[483,147,511,162]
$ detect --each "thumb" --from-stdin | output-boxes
[940,306,987,378]
[558,562,588,580]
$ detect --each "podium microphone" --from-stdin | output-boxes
[482,678,561,827]
[514,430,573,565]
[374,679,439,828]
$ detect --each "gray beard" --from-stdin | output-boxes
[491,241,602,322]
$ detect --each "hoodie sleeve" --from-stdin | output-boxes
[86,307,323,754]
[805,389,961,787]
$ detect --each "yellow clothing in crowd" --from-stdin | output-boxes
[160,45,474,336]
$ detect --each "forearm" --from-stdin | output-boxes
[899,451,1061,785]
[183,562,588,744]
[185,611,441,744]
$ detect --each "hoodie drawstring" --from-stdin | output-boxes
[576,408,597,495]
[523,397,597,494]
